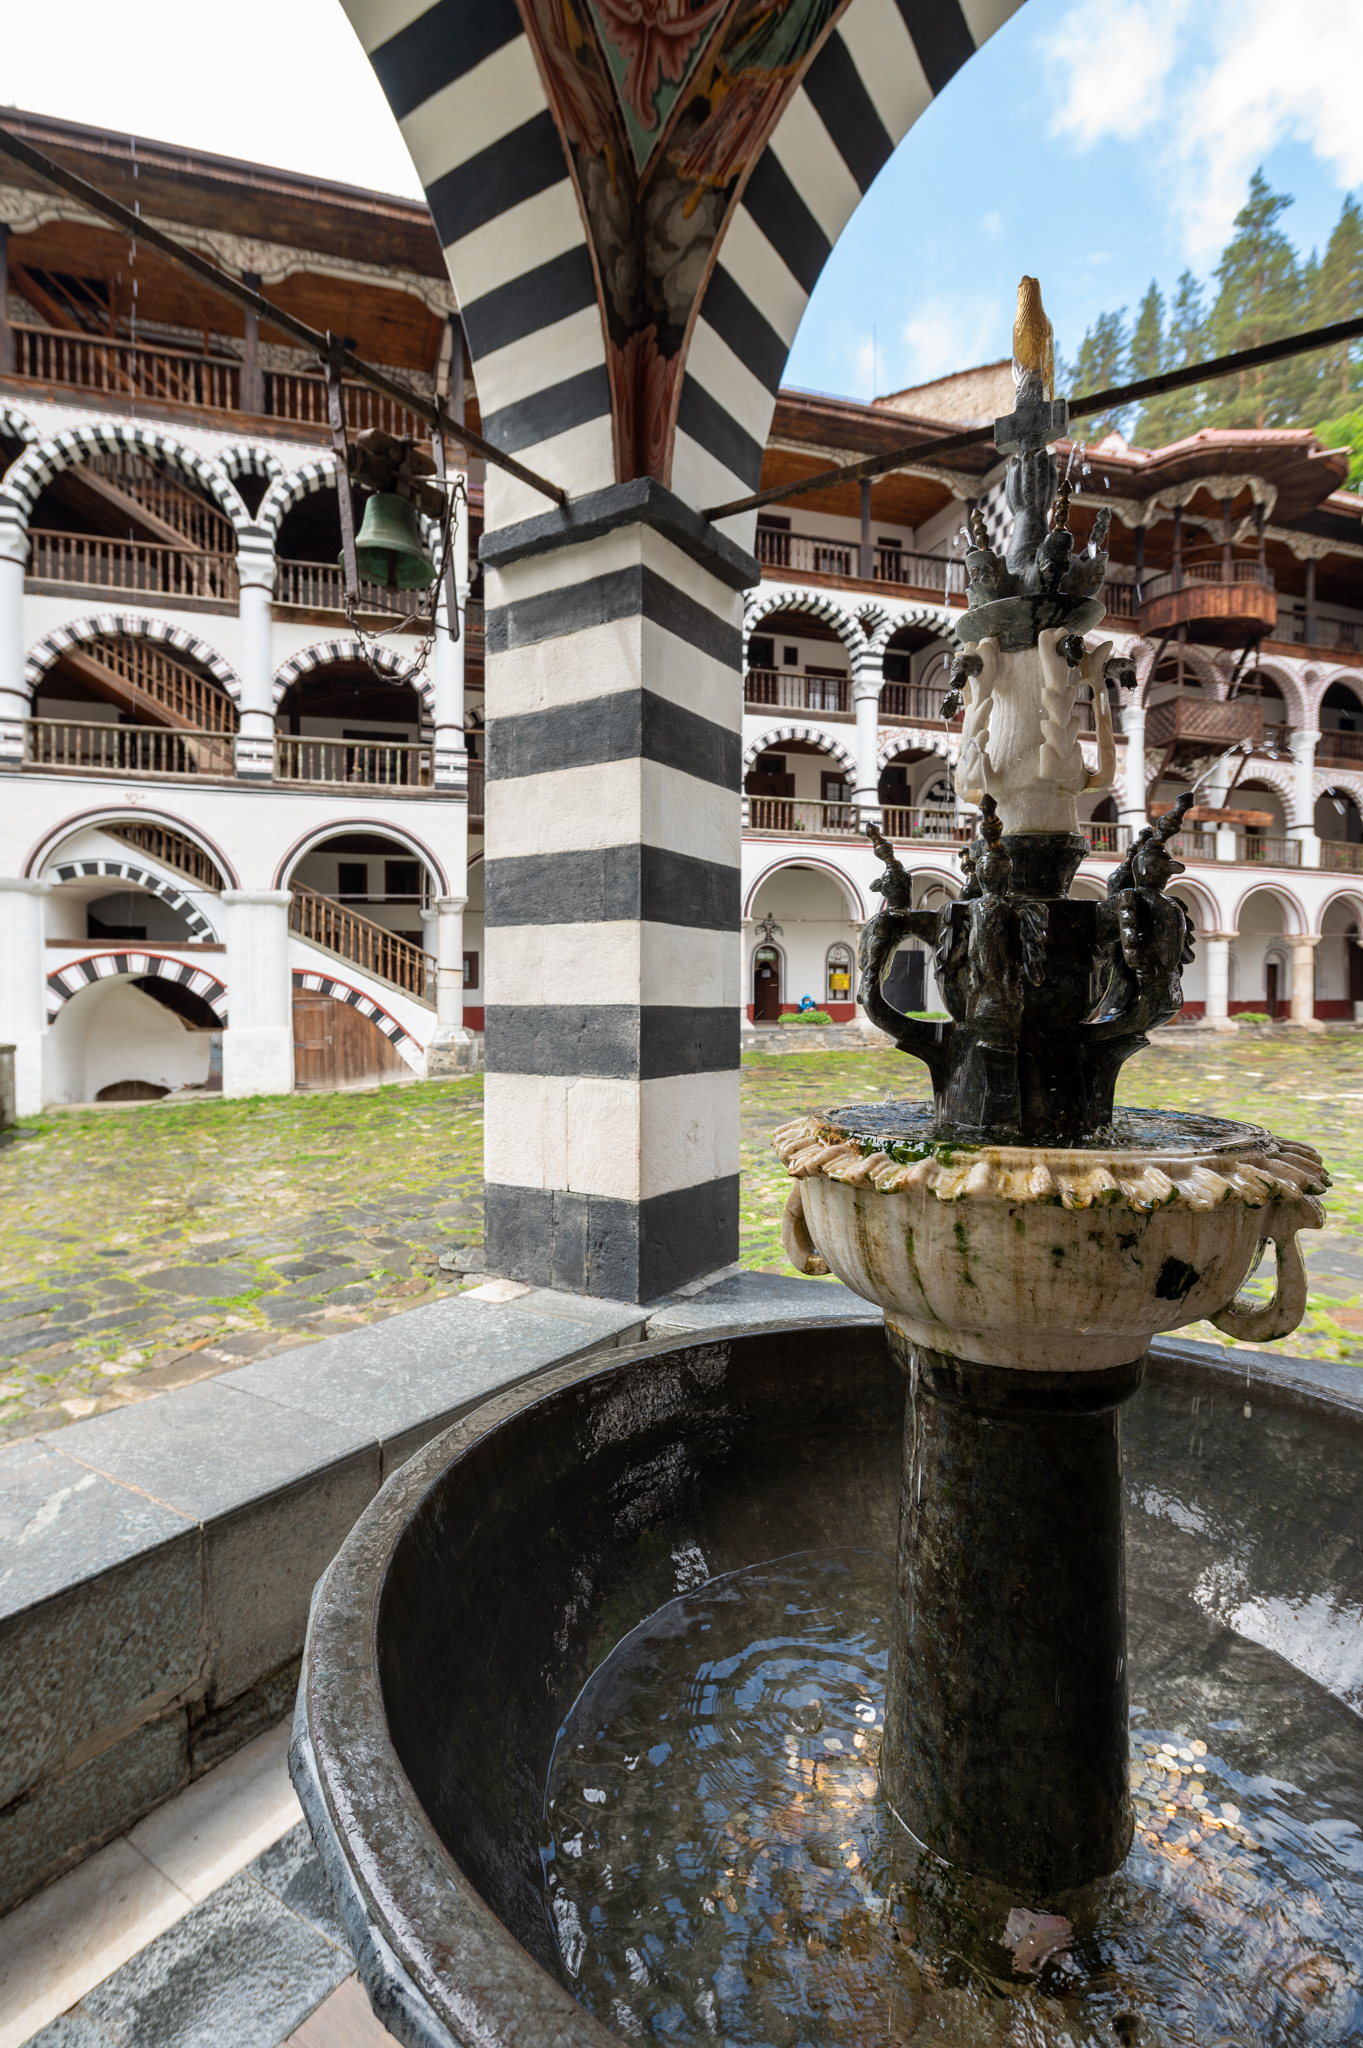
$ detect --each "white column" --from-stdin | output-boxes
[427,893,478,1074]
[0,879,51,1114]
[852,670,881,823]
[1290,934,1324,1032]
[220,889,294,1096]
[1288,728,1321,866]
[1200,933,1236,1030]
[433,500,468,792]
[234,531,276,781]
[740,919,757,1033]
[1117,694,1146,834]
[0,502,29,772]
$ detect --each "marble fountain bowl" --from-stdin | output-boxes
[776,1107,1329,1370]
[292,1317,1363,2047]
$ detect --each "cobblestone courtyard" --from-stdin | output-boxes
[4,1033,1362,1441]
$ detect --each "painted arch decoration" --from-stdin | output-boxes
[46,952,228,1025]
[25,614,242,701]
[272,639,435,717]
[343,0,1022,512]
[291,969,425,1071]
[46,857,219,941]
[1,421,250,531]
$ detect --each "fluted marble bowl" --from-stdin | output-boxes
[775,1108,1328,1371]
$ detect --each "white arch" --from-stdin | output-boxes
[24,806,239,886]
[257,457,335,540]
[0,404,40,449]
[271,638,434,718]
[24,614,241,704]
[45,951,228,1025]
[41,855,221,941]
[218,440,287,487]
[1168,876,1220,933]
[1230,879,1308,934]
[1315,886,1363,936]
[864,606,956,663]
[2,421,250,533]
[272,815,451,895]
[742,722,856,778]
[744,854,867,922]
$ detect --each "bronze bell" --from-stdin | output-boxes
[346,491,436,590]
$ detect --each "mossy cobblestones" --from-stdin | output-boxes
[3,1033,1359,1443]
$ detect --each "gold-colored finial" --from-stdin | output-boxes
[1013,276,1054,398]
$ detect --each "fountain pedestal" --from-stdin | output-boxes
[882,1342,1142,1890]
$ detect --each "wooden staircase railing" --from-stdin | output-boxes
[83,452,238,554]
[101,821,227,890]
[57,636,240,734]
[289,887,435,1007]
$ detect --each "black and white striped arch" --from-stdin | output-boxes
[291,969,425,1069]
[343,0,1022,517]
[50,859,219,940]
[46,953,228,1025]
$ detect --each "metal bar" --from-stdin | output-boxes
[431,398,461,644]
[0,125,566,507]
[326,339,360,603]
[706,310,1363,522]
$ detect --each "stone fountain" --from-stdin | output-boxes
[773,278,1328,1891]
[289,284,1354,2048]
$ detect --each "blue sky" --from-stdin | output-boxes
[6,0,1362,403]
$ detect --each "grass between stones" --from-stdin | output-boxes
[2,1034,1359,1443]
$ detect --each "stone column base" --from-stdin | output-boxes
[426,1024,480,1076]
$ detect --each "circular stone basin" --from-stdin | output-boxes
[292,1321,1363,2046]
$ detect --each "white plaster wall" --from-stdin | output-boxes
[46,979,211,1104]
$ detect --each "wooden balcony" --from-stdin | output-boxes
[9,323,432,439]
[879,806,974,845]
[745,667,850,715]
[1321,841,1363,871]
[755,527,966,597]
[273,737,433,790]
[1137,560,1276,644]
[25,719,234,779]
[290,887,435,1006]
[468,759,484,826]
[1144,696,1263,751]
[747,797,862,837]
[28,530,238,603]
[1316,729,1363,763]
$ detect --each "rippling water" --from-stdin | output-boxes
[542,1551,1363,2046]
[819,1103,1267,1157]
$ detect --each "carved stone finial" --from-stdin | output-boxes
[1050,473,1072,532]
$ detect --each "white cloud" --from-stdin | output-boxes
[888,294,1005,390]
[1042,0,1363,262]
[981,211,1005,241]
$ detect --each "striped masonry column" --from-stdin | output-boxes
[481,482,757,1300]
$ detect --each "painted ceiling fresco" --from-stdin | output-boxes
[518,0,850,479]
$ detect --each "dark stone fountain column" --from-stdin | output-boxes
[880,1336,1145,1892]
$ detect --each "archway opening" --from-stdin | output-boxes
[1235,888,1292,1021]
[32,634,238,781]
[746,608,852,715]
[275,661,428,789]
[745,736,855,837]
[28,447,237,603]
[880,626,954,722]
[1316,787,1363,851]
[746,865,859,1021]
[1319,680,1363,771]
[1320,896,1363,1021]
[46,971,220,1107]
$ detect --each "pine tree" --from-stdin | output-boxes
[1313,194,1363,404]
[1204,169,1302,428]
[1068,309,1128,435]
[1135,271,1206,444]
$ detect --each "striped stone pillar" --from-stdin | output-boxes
[480,483,756,1301]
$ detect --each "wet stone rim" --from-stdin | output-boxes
[772,1110,1330,1217]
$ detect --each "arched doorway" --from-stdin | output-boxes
[752,944,782,1021]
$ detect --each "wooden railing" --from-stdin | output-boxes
[1238,834,1301,867]
[84,452,237,553]
[78,635,239,732]
[1321,841,1363,871]
[28,530,238,601]
[1083,822,1131,854]
[468,759,484,820]
[1317,729,1363,761]
[1168,830,1219,862]
[275,560,429,618]
[1287,616,1363,654]
[754,525,965,594]
[25,719,234,778]
[1141,558,1275,606]
[747,797,861,835]
[273,735,433,788]
[1102,583,1136,617]
[10,323,430,437]
[880,806,974,844]
[290,886,435,1005]
[745,667,850,714]
[101,820,226,888]
[879,681,958,723]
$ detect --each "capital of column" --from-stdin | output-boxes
[479,475,759,590]
[0,877,52,897]
[434,894,469,914]
[1289,933,1323,949]
[235,529,277,590]
[221,889,293,908]
[1288,728,1320,760]
[0,512,28,566]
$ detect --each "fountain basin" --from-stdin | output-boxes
[776,1109,1327,1369]
[291,1320,1362,2046]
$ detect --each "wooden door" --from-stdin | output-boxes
[333,998,408,1086]
[753,951,780,1021]
[293,996,335,1091]
[1265,962,1280,1018]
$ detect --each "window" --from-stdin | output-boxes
[826,943,854,1005]
[463,952,479,989]
[338,862,368,898]
[748,635,775,670]
[385,859,422,899]
[757,513,791,531]
[822,770,852,803]
[783,645,798,667]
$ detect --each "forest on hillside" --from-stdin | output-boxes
[1062,171,1363,480]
